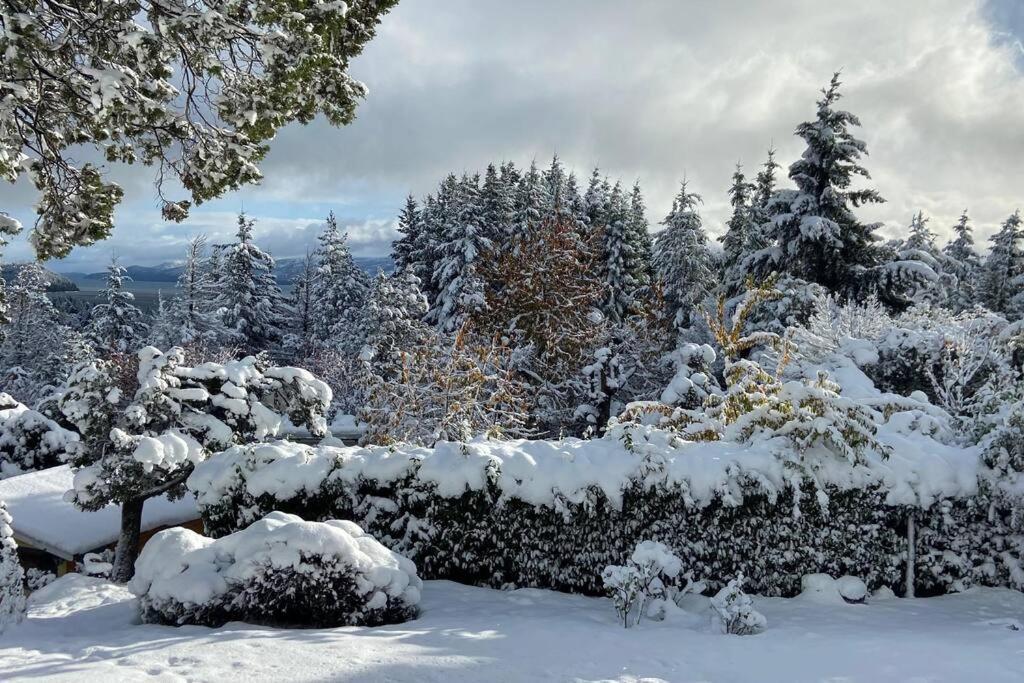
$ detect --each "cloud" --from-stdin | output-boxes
[3,0,1023,270]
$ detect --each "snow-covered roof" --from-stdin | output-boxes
[0,465,199,560]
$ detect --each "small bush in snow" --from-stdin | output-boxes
[1,500,26,632]
[602,540,682,627]
[0,392,78,479]
[25,568,56,592]
[131,512,421,628]
[710,574,766,635]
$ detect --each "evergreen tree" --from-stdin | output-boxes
[904,211,938,253]
[428,174,491,331]
[583,168,609,235]
[601,181,636,321]
[149,236,227,350]
[214,213,288,353]
[311,212,371,353]
[980,211,1024,315]
[480,163,516,248]
[749,74,886,297]
[392,195,421,275]
[0,499,25,633]
[626,182,655,293]
[543,154,568,218]
[361,270,429,372]
[88,258,148,356]
[654,182,714,330]
[515,161,549,244]
[286,252,317,360]
[720,163,757,297]
[943,211,982,312]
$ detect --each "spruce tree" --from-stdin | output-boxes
[515,161,549,244]
[213,213,288,353]
[149,236,227,350]
[749,73,885,297]
[626,182,655,294]
[980,211,1024,315]
[480,163,516,248]
[361,270,429,372]
[428,174,491,331]
[543,154,568,218]
[601,181,636,321]
[720,163,757,297]
[654,181,714,330]
[88,258,148,356]
[943,210,982,312]
[392,195,421,275]
[286,252,317,360]
[311,212,371,353]
[904,211,938,253]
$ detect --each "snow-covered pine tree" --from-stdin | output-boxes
[480,163,516,249]
[392,195,422,275]
[0,499,25,633]
[514,161,549,245]
[214,213,289,354]
[543,154,568,219]
[311,212,371,353]
[896,212,954,305]
[58,346,332,581]
[285,252,317,361]
[361,270,429,374]
[0,262,88,403]
[653,181,714,330]
[427,175,491,332]
[942,210,982,312]
[626,182,655,296]
[720,163,757,297]
[601,181,637,322]
[88,258,148,356]
[583,168,609,238]
[979,211,1024,316]
[0,214,16,342]
[148,235,228,351]
[748,74,888,298]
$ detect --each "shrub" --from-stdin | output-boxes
[710,574,766,635]
[602,540,682,628]
[0,392,78,479]
[130,512,421,628]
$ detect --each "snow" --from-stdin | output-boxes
[0,466,198,559]
[4,574,1024,681]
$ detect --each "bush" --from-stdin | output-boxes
[187,425,1006,598]
[130,512,422,628]
[602,540,682,628]
[710,574,766,635]
[0,392,78,478]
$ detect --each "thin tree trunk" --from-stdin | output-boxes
[111,497,146,583]
[904,511,916,598]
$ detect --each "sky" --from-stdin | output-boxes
[2,0,1023,272]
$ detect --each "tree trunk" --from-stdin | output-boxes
[904,511,916,598]
[111,497,146,583]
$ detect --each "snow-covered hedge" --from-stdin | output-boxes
[130,512,421,628]
[188,416,1015,597]
[0,393,77,479]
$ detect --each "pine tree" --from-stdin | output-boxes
[720,163,757,297]
[980,211,1024,315]
[943,211,982,312]
[58,346,332,581]
[749,74,886,297]
[428,175,491,331]
[361,270,429,372]
[286,252,317,361]
[1,262,88,403]
[0,499,25,633]
[583,168,609,236]
[149,236,228,350]
[904,211,938,253]
[601,181,636,321]
[543,154,568,218]
[392,195,421,275]
[214,213,289,353]
[654,181,714,330]
[626,182,655,294]
[311,212,371,353]
[88,258,148,356]
[514,161,549,244]
[480,163,516,248]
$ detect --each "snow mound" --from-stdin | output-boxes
[799,573,868,604]
[130,511,421,628]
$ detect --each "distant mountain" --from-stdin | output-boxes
[59,255,393,286]
[1,263,79,291]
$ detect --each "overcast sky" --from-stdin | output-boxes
[3,0,1023,272]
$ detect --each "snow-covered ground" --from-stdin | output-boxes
[3,575,1024,682]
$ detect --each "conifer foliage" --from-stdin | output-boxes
[0,499,25,633]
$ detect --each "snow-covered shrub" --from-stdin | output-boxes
[131,512,421,628]
[1,500,26,632]
[710,574,765,635]
[601,540,682,628]
[188,421,989,598]
[25,567,56,592]
[82,550,114,579]
[0,392,78,478]
[659,343,717,409]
